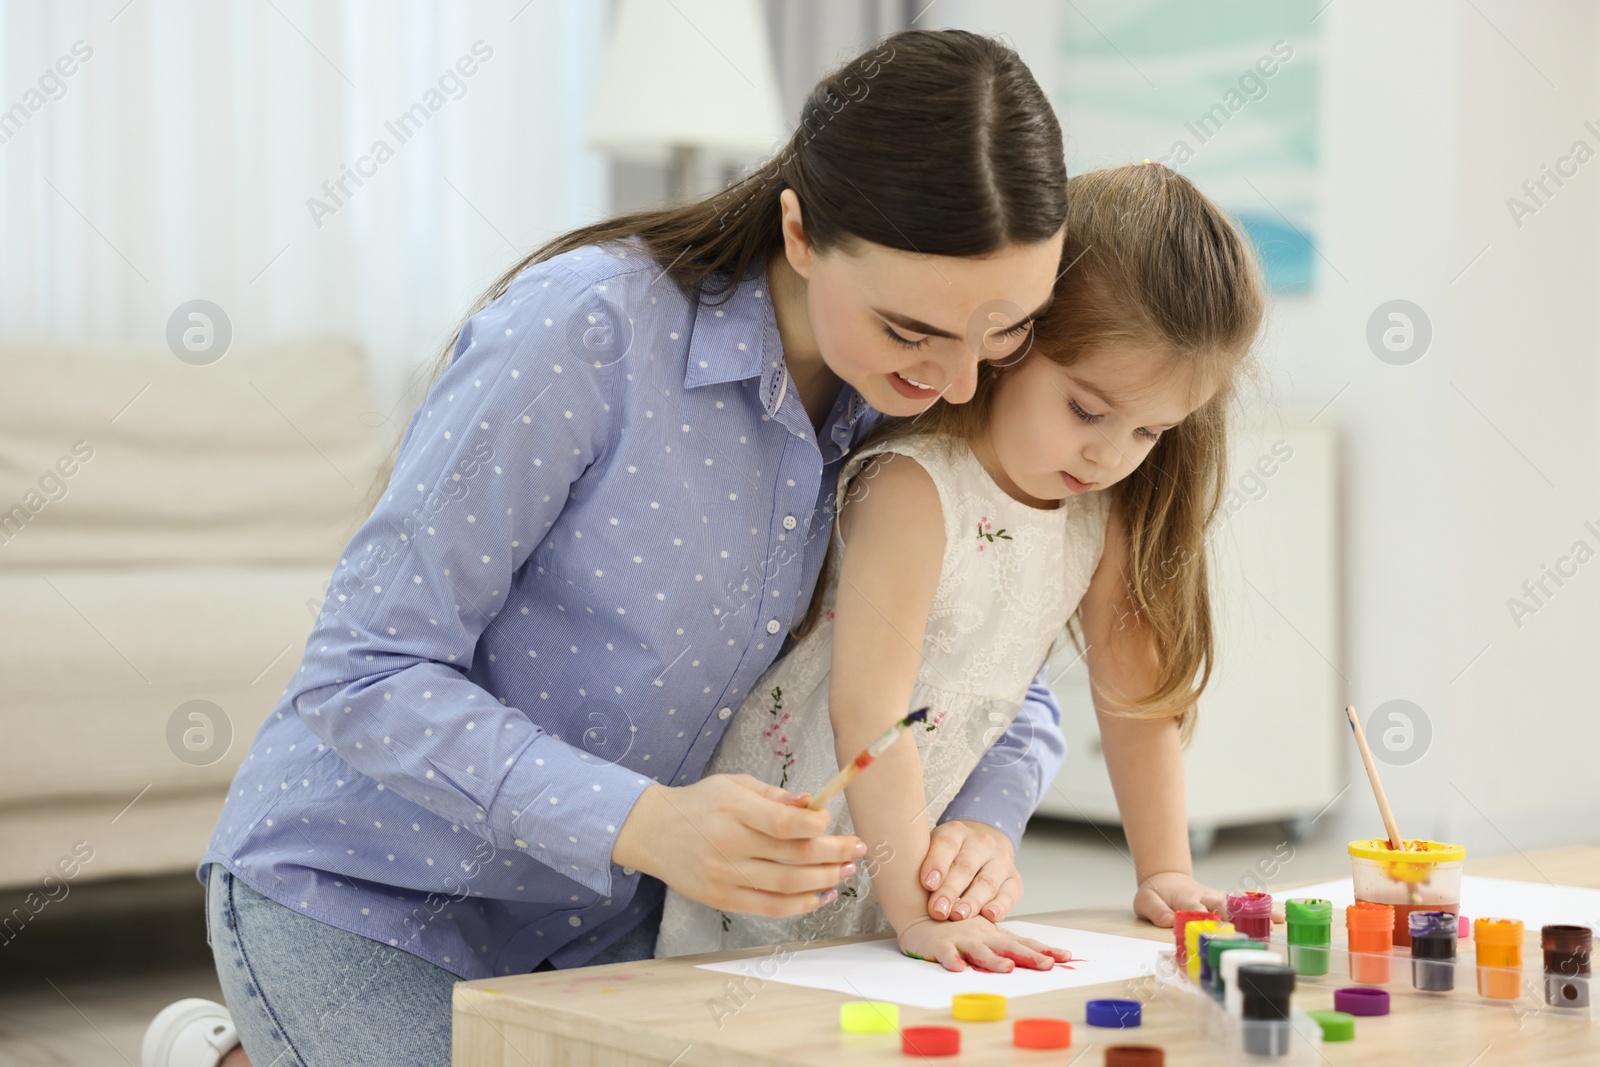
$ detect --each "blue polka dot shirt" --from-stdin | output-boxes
[199,240,1066,979]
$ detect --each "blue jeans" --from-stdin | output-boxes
[205,863,662,1067]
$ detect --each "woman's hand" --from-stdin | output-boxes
[897,914,1071,973]
[612,774,865,916]
[920,819,1024,923]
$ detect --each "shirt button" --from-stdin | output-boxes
[623,866,636,876]
[782,515,797,530]
[717,707,732,720]
[766,619,781,635]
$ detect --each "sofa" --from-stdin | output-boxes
[0,336,389,891]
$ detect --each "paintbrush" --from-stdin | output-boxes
[807,707,930,811]
[1346,704,1421,905]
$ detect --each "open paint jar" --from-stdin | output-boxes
[1348,839,1465,949]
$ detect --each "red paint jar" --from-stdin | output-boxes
[1226,891,1273,941]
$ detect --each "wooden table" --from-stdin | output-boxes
[453,846,1600,1065]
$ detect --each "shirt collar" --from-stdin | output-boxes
[682,268,771,391]
[681,260,876,451]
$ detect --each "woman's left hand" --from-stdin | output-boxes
[921,819,1022,923]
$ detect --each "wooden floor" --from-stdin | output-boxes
[0,871,223,1067]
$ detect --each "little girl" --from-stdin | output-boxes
[655,163,1266,970]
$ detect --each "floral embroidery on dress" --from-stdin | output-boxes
[975,516,1012,552]
[761,685,795,788]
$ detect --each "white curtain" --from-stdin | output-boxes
[0,0,610,419]
[763,0,910,115]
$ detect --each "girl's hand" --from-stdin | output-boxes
[612,774,866,917]
[1133,871,1240,927]
[897,914,1072,973]
[921,819,1022,923]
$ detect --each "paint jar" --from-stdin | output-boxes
[1473,917,1523,1000]
[1205,934,1259,997]
[1409,911,1457,991]
[1237,962,1295,1057]
[1174,910,1220,966]
[1346,902,1393,985]
[1223,946,1285,1018]
[1542,924,1592,1008]
[1227,891,1273,941]
[1198,930,1246,990]
[1186,920,1233,982]
[1284,898,1332,977]
[1348,839,1464,948]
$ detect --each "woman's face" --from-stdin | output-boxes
[778,191,1065,417]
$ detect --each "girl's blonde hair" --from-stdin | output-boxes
[794,164,1266,740]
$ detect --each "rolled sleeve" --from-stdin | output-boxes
[288,262,649,897]
[938,658,1066,852]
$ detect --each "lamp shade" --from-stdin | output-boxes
[586,0,786,164]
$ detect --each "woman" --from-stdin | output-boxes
[144,29,1072,1067]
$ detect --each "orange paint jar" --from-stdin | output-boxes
[1347,902,1394,985]
[1473,917,1524,1000]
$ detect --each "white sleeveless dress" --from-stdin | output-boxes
[653,433,1111,957]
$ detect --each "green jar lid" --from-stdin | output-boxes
[1285,898,1333,924]
[1306,1009,1355,1041]
[1208,937,1267,971]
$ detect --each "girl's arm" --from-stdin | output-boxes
[923,660,1065,923]
[830,453,1066,971]
[1079,499,1228,925]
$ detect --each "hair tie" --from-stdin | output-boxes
[1140,158,1170,169]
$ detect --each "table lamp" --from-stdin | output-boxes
[586,0,786,202]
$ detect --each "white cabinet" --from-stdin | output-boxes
[1032,419,1342,853]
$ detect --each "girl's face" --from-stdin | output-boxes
[777,191,1065,417]
[977,343,1217,509]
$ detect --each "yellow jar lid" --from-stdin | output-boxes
[840,1001,899,1032]
[1347,838,1466,863]
[952,992,1007,1021]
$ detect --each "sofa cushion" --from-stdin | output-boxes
[0,336,388,569]
[0,564,333,804]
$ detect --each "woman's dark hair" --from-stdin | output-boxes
[359,28,1068,515]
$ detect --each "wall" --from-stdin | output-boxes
[1446,1,1600,852]
[943,0,1600,853]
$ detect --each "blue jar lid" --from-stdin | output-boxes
[1085,998,1142,1028]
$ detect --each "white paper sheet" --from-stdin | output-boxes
[1281,876,1600,932]
[694,921,1167,1009]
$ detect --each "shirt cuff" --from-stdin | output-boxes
[485,732,655,898]
[938,769,1038,856]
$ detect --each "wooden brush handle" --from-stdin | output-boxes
[1346,704,1404,851]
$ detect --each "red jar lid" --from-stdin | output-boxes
[1105,1044,1165,1066]
[901,1026,960,1056]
